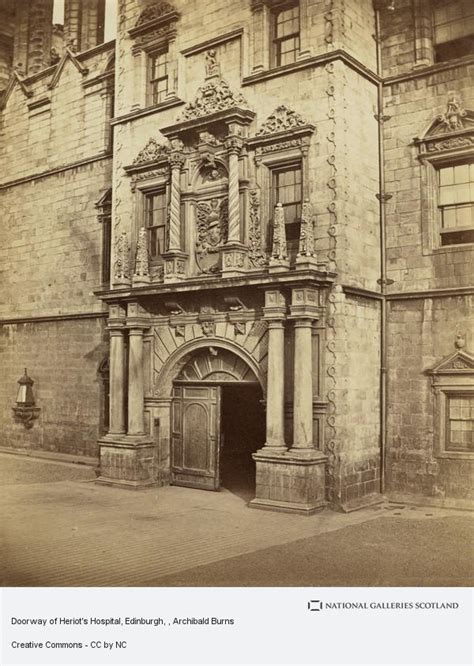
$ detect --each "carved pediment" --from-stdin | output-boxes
[428,350,474,375]
[415,92,474,156]
[135,2,176,27]
[179,77,249,121]
[132,137,170,165]
[256,105,307,136]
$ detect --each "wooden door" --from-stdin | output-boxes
[171,384,221,490]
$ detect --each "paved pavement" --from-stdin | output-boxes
[1,451,473,587]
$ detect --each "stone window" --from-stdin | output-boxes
[437,161,474,245]
[148,50,169,105]
[428,342,474,460]
[271,161,302,248]
[433,0,474,62]
[272,2,300,67]
[145,189,168,260]
[95,189,112,285]
[128,2,180,109]
[446,394,474,453]
[415,93,474,252]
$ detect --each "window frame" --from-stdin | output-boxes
[436,159,474,247]
[270,159,303,249]
[143,186,168,263]
[271,1,301,68]
[432,0,474,63]
[147,48,169,106]
[434,385,474,460]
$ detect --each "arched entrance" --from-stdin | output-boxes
[170,347,265,498]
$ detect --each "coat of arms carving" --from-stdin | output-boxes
[195,198,228,273]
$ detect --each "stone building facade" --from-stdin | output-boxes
[0,0,472,512]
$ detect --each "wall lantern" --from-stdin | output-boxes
[12,369,40,429]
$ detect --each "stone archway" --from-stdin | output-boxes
[154,337,265,399]
[167,344,265,494]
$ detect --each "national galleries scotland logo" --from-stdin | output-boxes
[307,600,460,612]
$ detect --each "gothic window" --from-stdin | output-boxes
[148,50,169,105]
[271,162,302,246]
[433,0,474,62]
[272,2,300,67]
[145,189,168,259]
[437,162,474,245]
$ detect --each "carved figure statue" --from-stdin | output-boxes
[205,49,220,78]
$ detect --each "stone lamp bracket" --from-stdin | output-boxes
[12,405,41,429]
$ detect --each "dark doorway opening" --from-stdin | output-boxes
[220,384,265,501]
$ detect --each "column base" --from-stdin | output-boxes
[220,243,248,277]
[251,450,327,514]
[162,251,187,283]
[295,255,319,271]
[268,258,290,273]
[132,274,151,287]
[97,436,157,489]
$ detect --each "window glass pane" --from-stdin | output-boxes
[455,183,470,203]
[454,164,470,183]
[434,0,474,43]
[442,207,456,228]
[439,166,454,186]
[447,395,474,452]
[456,204,473,228]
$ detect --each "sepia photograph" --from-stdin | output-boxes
[0,0,473,603]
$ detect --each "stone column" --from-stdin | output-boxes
[128,327,145,436]
[108,327,126,435]
[221,128,247,275]
[226,135,242,243]
[289,287,320,453]
[162,140,187,282]
[261,289,287,451]
[292,318,314,450]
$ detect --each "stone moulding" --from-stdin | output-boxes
[130,137,170,167]
[414,92,474,158]
[256,105,307,136]
[129,2,179,36]
[178,76,250,122]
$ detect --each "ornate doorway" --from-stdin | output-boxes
[170,347,264,493]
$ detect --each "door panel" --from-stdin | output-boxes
[171,384,221,490]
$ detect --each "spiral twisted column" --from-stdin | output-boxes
[225,135,243,243]
[167,151,184,252]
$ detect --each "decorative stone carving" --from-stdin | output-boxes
[133,227,150,283]
[201,321,216,337]
[234,322,246,336]
[438,92,468,132]
[248,189,267,268]
[113,231,130,283]
[298,199,316,257]
[271,203,287,260]
[427,136,474,152]
[205,49,220,78]
[179,77,249,120]
[136,2,176,26]
[428,349,474,374]
[195,198,228,273]
[256,105,306,136]
[133,138,170,164]
[173,325,185,337]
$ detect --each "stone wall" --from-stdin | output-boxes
[0,317,107,457]
[387,295,473,504]
[326,290,381,509]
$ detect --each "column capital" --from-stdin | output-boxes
[168,151,185,170]
[263,288,287,320]
[288,287,321,320]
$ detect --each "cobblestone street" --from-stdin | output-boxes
[1,452,473,587]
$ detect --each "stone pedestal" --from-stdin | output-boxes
[96,438,156,489]
[220,243,248,277]
[162,250,187,282]
[250,450,327,514]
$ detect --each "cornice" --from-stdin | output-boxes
[241,50,380,87]
[383,54,474,87]
[0,311,108,325]
[181,28,244,57]
[0,152,112,190]
[110,96,184,126]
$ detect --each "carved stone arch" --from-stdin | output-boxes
[154,338,265,398]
